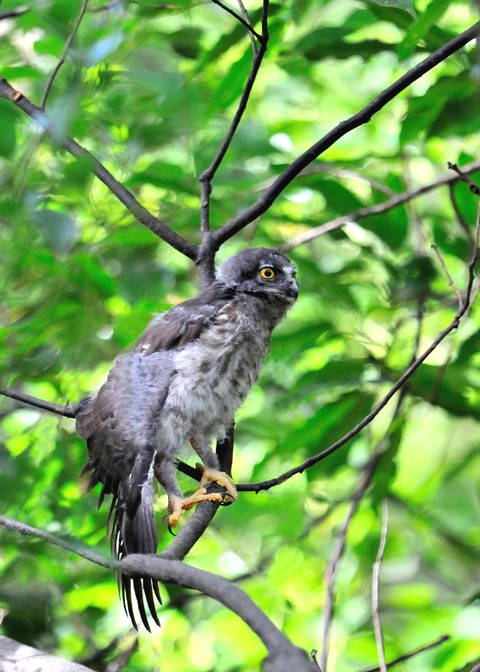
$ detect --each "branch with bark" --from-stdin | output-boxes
[2,4,480,670]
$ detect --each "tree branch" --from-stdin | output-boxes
[213,21,480,246]
[198,0,269,284]
[0,7,28,20]
[0,636,95,672]
[358,634,450,672]
[0,77,198,261]
[211,0,262,40]
[121,555,319,671]
[372,500,389,672]
[0,386,76,417]
[0,514,318,671]
[40,0,89,109]
[0,516,113,569]
[282,159,480,250]
[238,208,480,493]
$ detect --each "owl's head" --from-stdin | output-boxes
[217,248,298,303]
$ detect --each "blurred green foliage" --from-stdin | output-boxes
[1,0,480,670]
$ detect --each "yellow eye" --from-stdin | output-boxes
[260,267,275,279]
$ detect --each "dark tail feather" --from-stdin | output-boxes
[114,472,162,630]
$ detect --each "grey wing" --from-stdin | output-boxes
[135,282,234,355]
[76,351,172,630]
[75,283,234,629]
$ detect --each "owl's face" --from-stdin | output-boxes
[218,248,298,302]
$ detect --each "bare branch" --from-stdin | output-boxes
[237,223,479,494]
[0,386,76,418]
[0,77,198,261]
[449,161,480,195]
[0,513,318,671]
[41,0,89,109]
[0,516,113,569]
[121,555,320,671]
[199,0,269,244]
[358,635,450,672]
[320,449,383,671]
[282,159,480,250]
[0,7,28,20]
[213,21,480,246]
[237,0,258,54]
[372,500,388,672]
[211,0,262,40]
[0,636,95,672]
[431,243,463,308]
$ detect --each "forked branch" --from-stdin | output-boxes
[0,515,318,671]
[0,78,198,261]
[213,21,480,245]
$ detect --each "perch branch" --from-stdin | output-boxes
[0,515,318,671]
[213,21,480,245]
[281,158,480,250]
[237,211,479,494]
[236,296,467,492]
[40,0,89,109]
[0,77,198,260]
[121,554,319,671]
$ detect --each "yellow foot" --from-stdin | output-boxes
[167,466,237,529]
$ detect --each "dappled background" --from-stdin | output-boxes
[1,0,480,670]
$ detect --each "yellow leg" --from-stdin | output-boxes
[167,465,237,528]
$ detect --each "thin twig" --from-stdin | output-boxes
[0,77,198,260]
[448,161,480,195]
[213,21,480,246]
[211,0,262,40]
[281,159,480,250]
[199,0,268,243]
[431,244,463,308]
[237,223,479,494]
[320,451,383,671]
[448,182,473,244]
[237,0,258,54]
[0,7,28,20]
[372,500,388,672]
[358,634,450,672]
[244,208,478,504]
[0,386,76,418]
[40,0,89,109]
[0,516,113,569]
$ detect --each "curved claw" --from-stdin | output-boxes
[166,468,237,528]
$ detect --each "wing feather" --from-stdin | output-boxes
[76,281,235,628]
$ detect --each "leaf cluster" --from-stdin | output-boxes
[1,0,480,670]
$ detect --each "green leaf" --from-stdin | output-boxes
[399,0,450,57]
[369,0,416,17]
[0,101,17,157]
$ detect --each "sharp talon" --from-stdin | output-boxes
[165,468,238,526]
